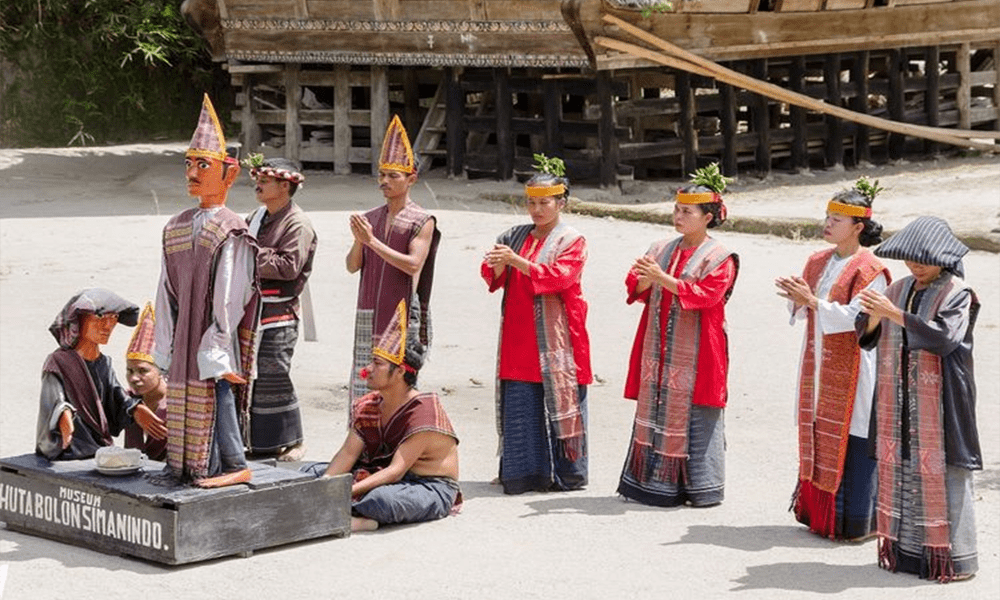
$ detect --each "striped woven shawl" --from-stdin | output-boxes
[630,237,734,483]
[494,222,586,462]
[876,273,967,581]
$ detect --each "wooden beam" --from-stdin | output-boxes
[334,64,351,175]
[888,49,905,159]
[825,53,844,167]
[597,71,619,188]
[720,82,738,176]
[445,67,466,178]
[495,68,514,180]
[925,46,941,155]
[241,74,260,156]
[543,79,563,157]
[370,66,389,176]
[284,63,302,165]
[851,51,871,163]
[752,59,771,176]
[790,56,808,169]
[957,42,972,130]
[995,42,1000,132]
[677,71,698,176]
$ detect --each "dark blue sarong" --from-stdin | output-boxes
[499,381,588,495]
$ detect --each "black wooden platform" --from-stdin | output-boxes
[0,454,351,565]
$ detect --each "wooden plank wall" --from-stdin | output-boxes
[229,42,998,184]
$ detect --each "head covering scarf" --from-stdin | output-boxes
[379,114,416,174]
[49,289,139,350]
[874,216,968,277]
[126,302,156,363]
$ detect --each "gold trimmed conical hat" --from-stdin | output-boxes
[379,114,416,174]
[187,94,227,162]
[373,299,408,367]
[126,303,156,364]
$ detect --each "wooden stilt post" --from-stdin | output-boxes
[333,64,351,175]
[925,46,941,156]
[370,66,389,176]
[495,68,513,180]
[285,63,302,164]
[720,81,737,177]
[752,59,771,176]
[851,51,871,164]
[677,70,697,176]
[994,42,1000,131]
[994,42,1000,132]
[403,70,421,139]
[597,71,619,187]
[790,56,808,170]
[825,53,844,168]
[888,49,905,160]
[445,67,465,178]
[957,42,972,131]
[241,74,260,157]
[543,78,563,157]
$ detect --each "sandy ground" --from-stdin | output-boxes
[0,145,998,599]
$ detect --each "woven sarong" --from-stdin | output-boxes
[619,404,725,507]
[249,326,303,453]
[493,223,587,469]
[876,274,966,581]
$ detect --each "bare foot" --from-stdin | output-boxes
[351,517,379,533]
[195,468,252,488]
[277,443,306,462]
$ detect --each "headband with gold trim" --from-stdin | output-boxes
[827,200,872,218]
[525,183,566,198]
[676,191,722,205]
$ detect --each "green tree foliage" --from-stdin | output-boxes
[1,0,224,147]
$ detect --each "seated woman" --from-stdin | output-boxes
[36,289,166,460]
[122,303,168,461]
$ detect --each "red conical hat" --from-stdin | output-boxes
[187,94,228,162]
[379,114,416,174]
[126,303,156,364]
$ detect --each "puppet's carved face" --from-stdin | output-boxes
[78,313,118,348]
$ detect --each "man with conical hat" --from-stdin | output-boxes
[306,299,460,533]
[36,289,166,460]
[243,154,317,461]
[123,303,170,461]
[152,94,260,488]
[345,114,441,406]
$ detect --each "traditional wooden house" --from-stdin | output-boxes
[183,0,1000,184]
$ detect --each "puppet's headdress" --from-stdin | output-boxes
[187,94,235,164]
[126,303,156,364]
[372,299,425,374]
[379,114,416,174]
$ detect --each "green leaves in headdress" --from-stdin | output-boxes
[688,162,733,195]
[853,176,885,202]
[532,153,566,177]
[240,152,265,170]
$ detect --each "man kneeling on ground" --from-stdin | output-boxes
[306,299,460,532]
